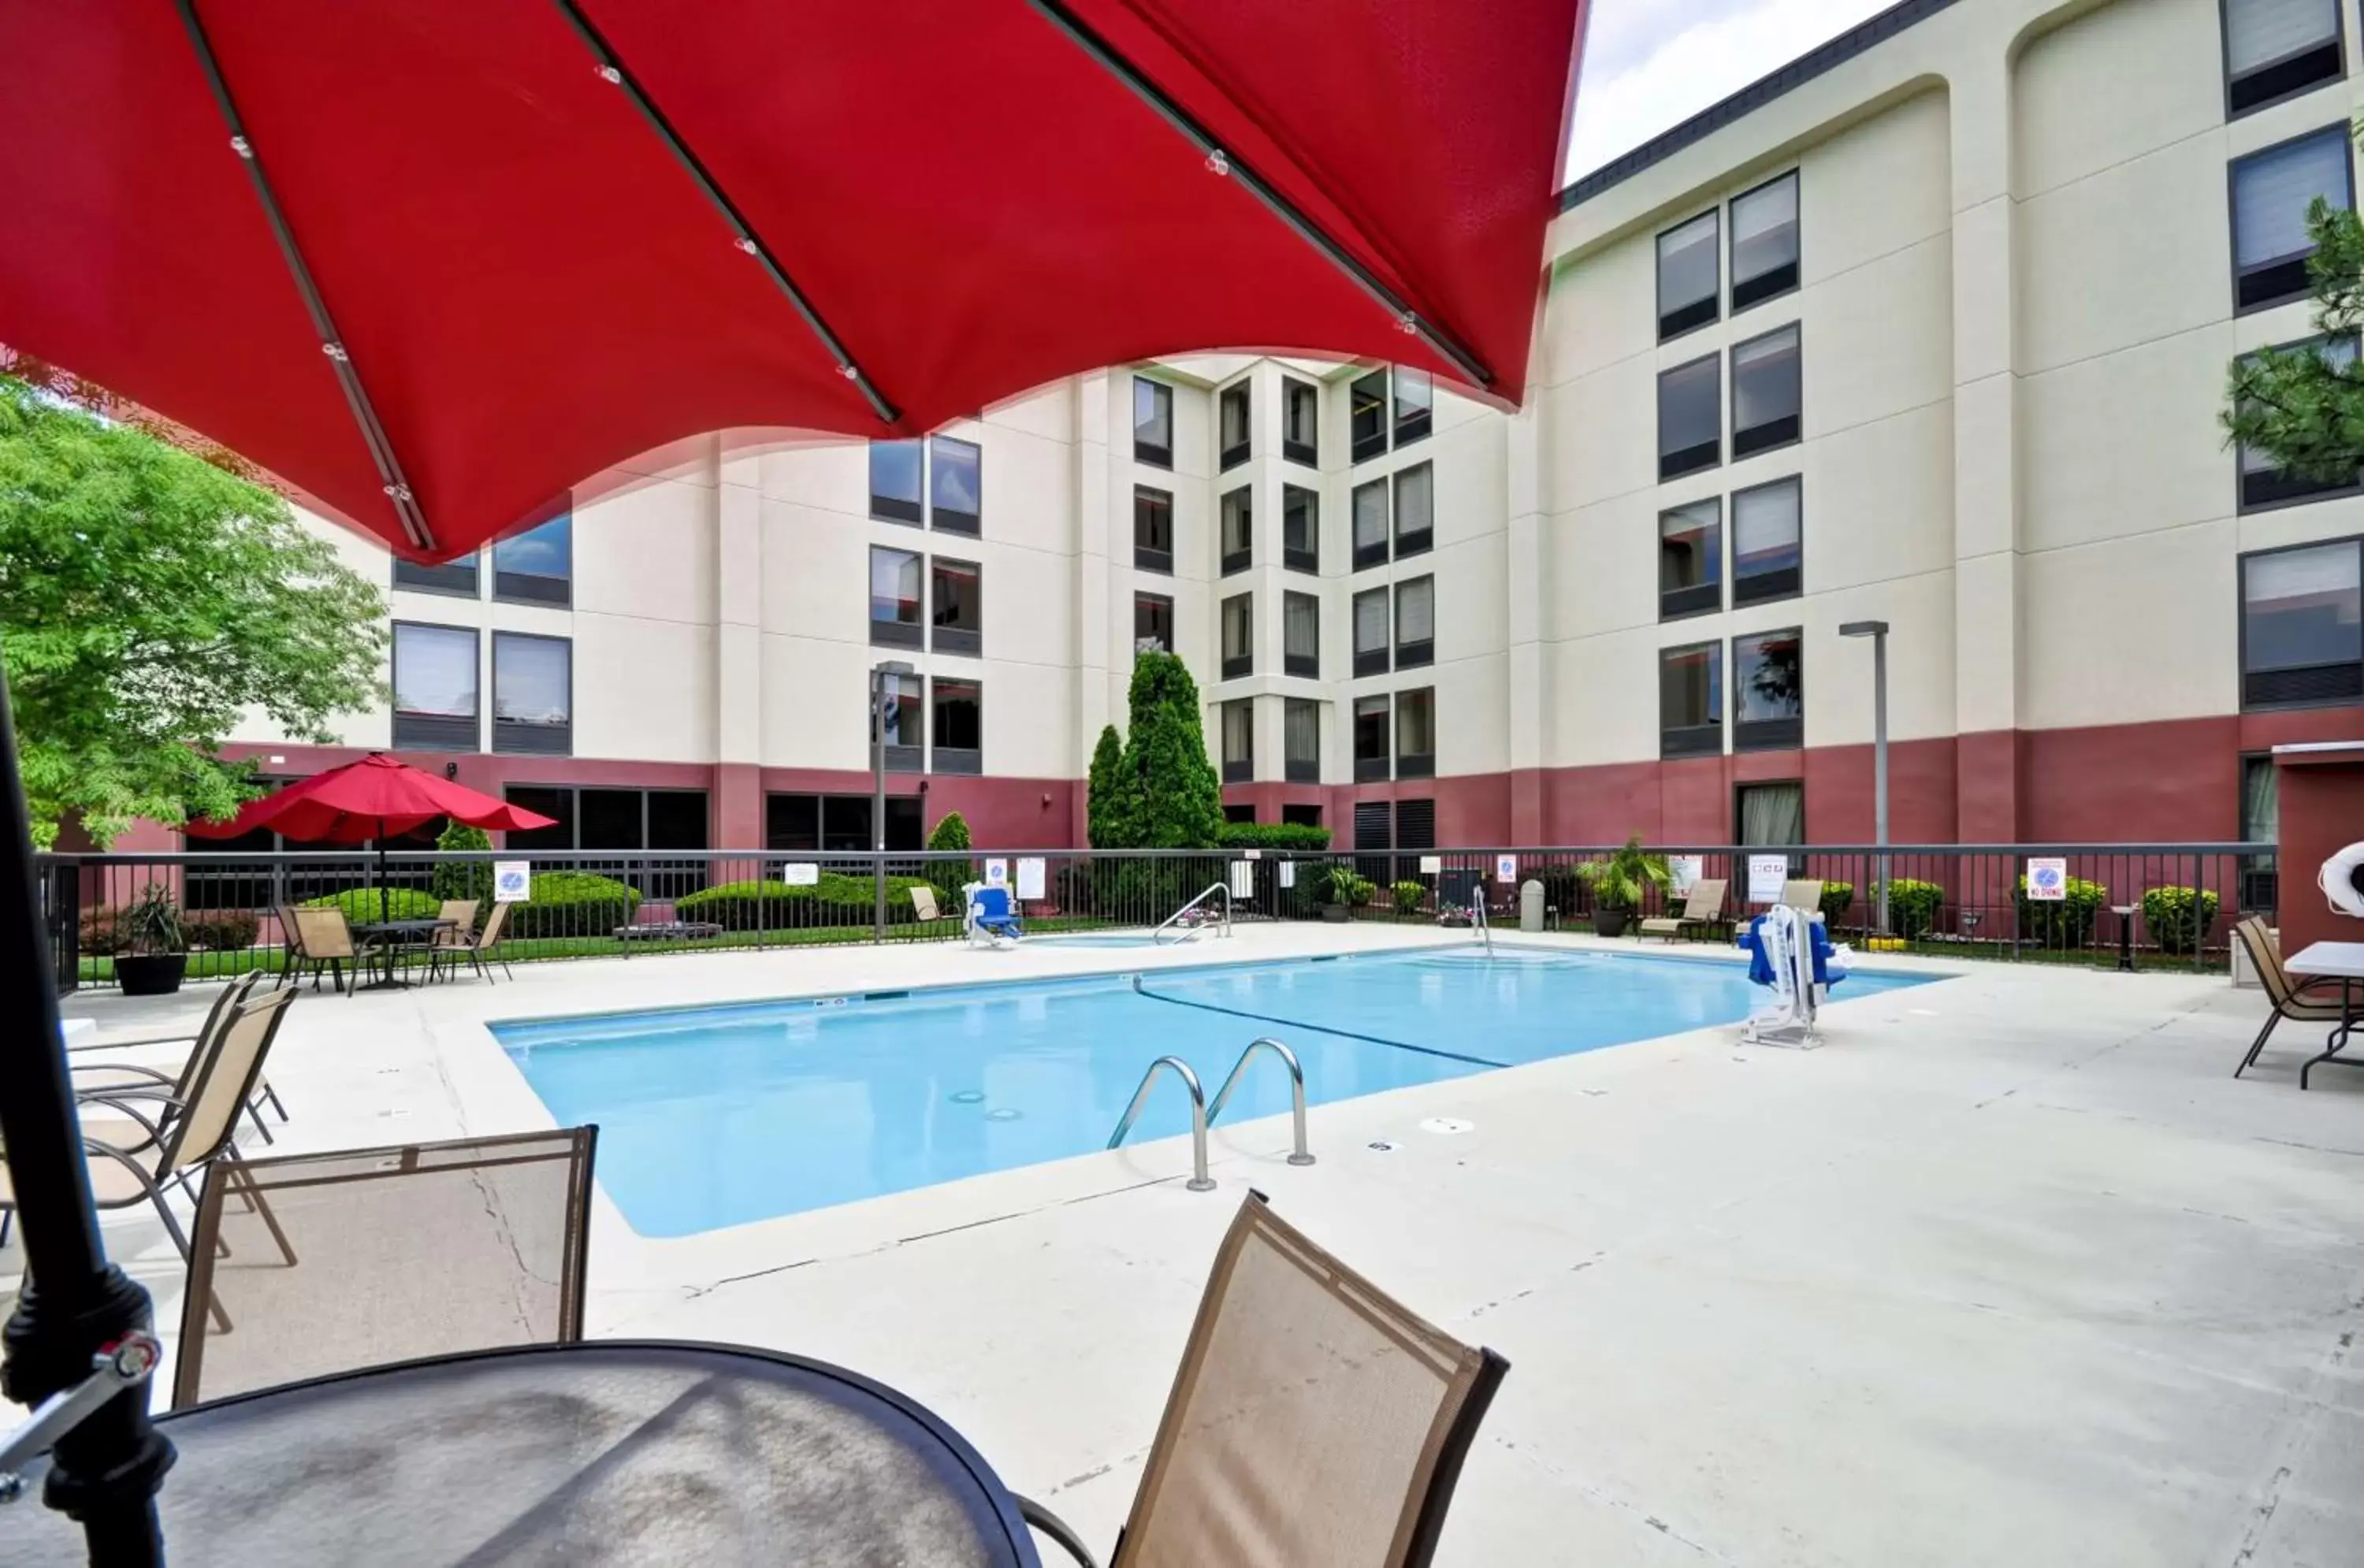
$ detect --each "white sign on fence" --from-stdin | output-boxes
[492,861,531,903]
[1228,860,1256,898]
[2025,856,2068,901]
[984,859,1009,887]
[1242,847,1262,860]
[1418,854,1443,875]
[1278,861,1296,889]
[1016,857,1046,901]
[1669,854,1704,895]
[783,861,820,887]
[1496,853,1518,884]
[1748,853,1790,905]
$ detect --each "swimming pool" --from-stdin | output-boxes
[493,946,1935,1236]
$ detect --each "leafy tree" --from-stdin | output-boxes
[925,809,975,902]
[927,810,972,853]
[2223,129,2364,480]
[1114,652,1223,849]
[1,376,387,846]
[1086,722,1136,849]
[430,821,495,914]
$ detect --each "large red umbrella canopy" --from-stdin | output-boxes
[188,752,555,842]
[0,0,1583,561]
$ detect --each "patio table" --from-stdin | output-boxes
[2282,942,2364,1090]
[0,1340,1040,1566]
[348,917,455,991]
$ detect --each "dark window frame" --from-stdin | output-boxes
[1392,368,1433,448]
[1133,376,1174,468]
[2239,533,2364,708]
[2220,0,2348,118]
[1394,575,1435,670]
[1352,695,1391,782]
[1282,377,1321,466]
[1284,589,1321,678]
[928,435,983,536]
[492,515,573,608]
[930,555,983,657]
[1283,484,1320,574]
[2236,333,2364,512]
[1728,169,1801,314]
[1351,477,1391,570]
[872,670,925,773]
[1218,381,1252,471]
[930,676,983,775]
[1352,586,1391,678]
[391,620,481,752]
[766,790,920,854]
[1731,474,1805,607]
[1221,590,1254,681]
[1659,496,1723,621]
[1392,461,1434,559]
[490,630,573,757]
[1350,370,1390,463]
[1655,207,1721,341]
[1659,638,1723,759]
[1730,321,1802,459]
[2229,123,2357,314]
[1221,697,1254,782]
[1395,687,1436,780]
[1731,626,1805,753]
[868,439,926,526]
[1220,485,1254,576]
[1132,484,1174,574]
[1284,697,1321,782]
[1657,351,1723,481]
[1134,591,1175,655]
[868,543,926,649]
[392,554,479,599]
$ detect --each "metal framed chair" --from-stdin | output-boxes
[173,1127,598,1408]
[67,971,284,1146]
[431,899,513,983]
[426,898,480,983]
[282,905,371,996]
[1640,877,1728,942]
[1020,1191,1507,1568]
[2232,916,2351,1077]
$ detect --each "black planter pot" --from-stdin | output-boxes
[114,953,188,997]
[1591,907,1630,938]
[1320,905,1351,923]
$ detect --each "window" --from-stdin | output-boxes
[492,632,571,756]
[2224,0,2344,117]
[1656,210,1719,339]
[869,545,924,648]
[1282,802,1322,827]
[1396,688,1436,779]
[1730,324,1801,458]
[507,786,712,894]
[1351,479,1390,570]
[1354,695,1391,781]
[1394,368,1433,447]
[1660,498,1722,619]
[931,558,982,656]
[1353,587,1390,677]
[1134,592,1174,655]
[2241,537,2364,705]
[1733,628,1804,752]
[1350,370,1389,463]
[1221,699,1254,782]
[1221,486,1253,575]
[1282,485,1319,573]
[1395,577,1435,669]
[1732,476,1802,605]
[1658,354,1720,480]
[1285,697,1320,782]
[1221,592,1254,679]
[870,440,924,524]
[1225,803,1258,825]
[873,670,924,772]
[2238,336,2361,509]
[931,677,983,773]
[1283,378,1320,466]
[1219,381,1251,470]
[930,436,981,535]
[2232,127,2354,312]
[1392,462,1433,558]
[393,552,478,597]
[504,786,573,850]
[1738,781,1805,851]
[1730,172,1800,311]
[492,515,571,606]
[391,623,478,751]
[1133,377,1173,466]
[1660,641,1723,757]
[2240,752,2282,911]
[1134,485,1173,573]
[1284,591,1320,678]
[768,793,920,853]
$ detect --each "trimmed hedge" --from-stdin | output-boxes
[1392,879,1426,914]
[2141,885,2219,956]
[2014,874,2107,948]
[1886,879,1945,941]
[672,873,936,932]
[1217,822,1333,851]
[303,886,441,922]
[505,871,641,938]
[1819,881,1854,926]
[78,907,127,956]
[431,823,495,913]
[183,911,260,951]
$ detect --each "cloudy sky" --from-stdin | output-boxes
[1564,0,1897,182]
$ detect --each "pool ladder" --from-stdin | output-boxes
[1106,1037,1315,1192]
[1152,882,1233,945]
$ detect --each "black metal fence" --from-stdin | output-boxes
[36,842,2273,992]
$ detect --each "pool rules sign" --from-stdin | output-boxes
[2025,857,2068,901]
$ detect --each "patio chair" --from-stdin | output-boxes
[431,899,514,983]
[1019,1192,1507,1568]
[1779,879,1824,916]
[2232,916,2350,1078]
[1639,878,1728,942]
[911,884,942,923]
[172,1126,598,1408]
[429,897,480,968]
[283,905,370,996]
[0,986,295,1265]
[67,971,284,1146]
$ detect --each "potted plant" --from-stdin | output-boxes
[1315,864,1373,923]
[114,882,188,997]
[1574,836,1670,938]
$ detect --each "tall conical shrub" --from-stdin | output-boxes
[1087,723,1135,849]
[1120,652,1222,849]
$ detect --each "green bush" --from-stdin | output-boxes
[78,907,127,955]
[431,822,494,913]
[1392,879,1426,915]
[303,886,440,923]
[1216,822,1333,851]
[182,910,260,950]
[673,879,810,931]
[2014,874,2107,948]
[504,871,641,938]
[1319,868,1375,908]
[1885,879,1945,941]
[1819,881,1855,926]
[812,871,932,922]
[926,812,975,904]
[2141,885,2220,956]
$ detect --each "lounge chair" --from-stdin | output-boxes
[0,986,295,1265]
[1020,1192,1506,1568]
[431,899,513,983]
[173,1127,597,1407]
[966,882,1024,946]
[67,971,284,1146]
[1639,878,1728,942]
[282,905,370,996]
[2232,916,2351,1078]
[911,884,942,923]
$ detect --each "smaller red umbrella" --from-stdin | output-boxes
[190,752,555,923]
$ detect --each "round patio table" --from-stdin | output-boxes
[348,916,455,990]
[0,1340,1041,1566]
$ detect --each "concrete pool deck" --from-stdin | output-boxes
[19,925,2364,1566]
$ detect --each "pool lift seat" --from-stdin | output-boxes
[964,881,1025,949]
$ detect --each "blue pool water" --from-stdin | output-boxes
[493,947,1935,1236]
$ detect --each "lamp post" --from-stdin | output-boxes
[872,660,916,938]
[1840,621,1890,936]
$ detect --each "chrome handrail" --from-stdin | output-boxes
[1106,1054,1217,1191]
[1206,1037,1315,1167]
[1152,880,1232,945]
[1471,882,1492,956]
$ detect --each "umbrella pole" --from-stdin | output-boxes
[0,661,172,1561]
[377,821,388,927]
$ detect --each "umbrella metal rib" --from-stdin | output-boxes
[551,0,901,427]
[169,0,439,556]
[1020,0,1496,392]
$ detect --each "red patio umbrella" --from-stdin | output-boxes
[188,754,556,925]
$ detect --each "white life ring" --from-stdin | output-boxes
[2320,842,2364,918]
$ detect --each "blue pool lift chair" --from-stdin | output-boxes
[965,882,1024,948]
